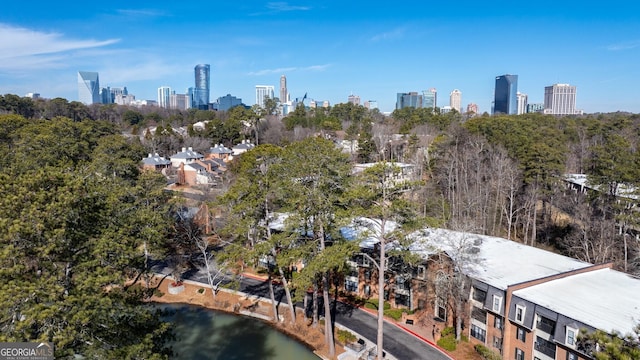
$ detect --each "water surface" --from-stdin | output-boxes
[157,303,320,360]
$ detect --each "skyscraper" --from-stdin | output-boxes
[493,74,518,115]
[516,92,528,115]
[423,88,437,110]
[77,71,101,105]
[449,89,462,113]
[279,75,288,103]
[193,64,210,109]
[157,86,172,108]
[467,103,479,115]
[255,85,275,108]
[348,94,361,105]
[544,84,577,115]
[396,92,423,109]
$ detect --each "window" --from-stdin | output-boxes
[473,287,487,302]
[416,265,426,279]
[364,285,371,297]
[345,279,358,293]
[566,327,577,347]
[515,348,524,360]
[567,352,578,360]
[493,336,502,350]
[471,324,486,342]
[493,295,503,313]
[364,269,371,281]
[515,304,526,323]
[436,296,447,321]
[395,294,410,307]
[516,327,526,342]
[494,316,503,330]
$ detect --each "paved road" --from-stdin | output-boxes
[151,261,451,360]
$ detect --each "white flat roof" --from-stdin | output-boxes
[410,228,591,290]
[513,268,640,335]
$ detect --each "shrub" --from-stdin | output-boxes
[336,328,357,344]
[364,299,391,310]
[441,326,455,337]
[474,344,502,360]
[197,288,205,294]
[437,335,457,351]
[384,309,405,321]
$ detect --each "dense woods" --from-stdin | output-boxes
[2,93,640,357]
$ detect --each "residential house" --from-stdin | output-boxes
[178,159,222,186]
[170,147,204,167]
[206,144,233,162]
[141,153,172,172]
[231,139,255,156]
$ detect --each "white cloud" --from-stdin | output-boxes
[370,27,406,42]
[0,24,119,70]
[606,40,640,51]
[266,2,312,12]
[115,9,168,17]
[247,64,330,76]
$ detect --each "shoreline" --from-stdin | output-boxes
[147,275,342,359]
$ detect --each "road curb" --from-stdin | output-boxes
[357,306,454,360]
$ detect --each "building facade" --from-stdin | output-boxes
[544,84,577,115]
[157,86,172,108]
[423,88,437,110]
[348,94,361,106]
[255,85,275,108]
[449,89,462,113]
[467,103,479,115]
[193,64,210,109]
[493,74,518,115]
[215,94,243,111]
[170,93,190,110]
[280,75,288,103]
[516,92,528,115]
[396,92,423,109]
[78,71,101,105]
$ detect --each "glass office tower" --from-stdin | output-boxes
[493,74,518,115]
[193,64,210,109]
[78,71,101,105]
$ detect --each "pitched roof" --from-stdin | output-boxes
[142,153,171,166]
[171,147,204,159]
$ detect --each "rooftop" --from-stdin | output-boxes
[410,228,591,290]
[513,268,640,336]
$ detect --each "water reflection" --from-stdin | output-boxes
[157,303,320,360]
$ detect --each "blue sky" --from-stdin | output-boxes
[1,1,639,114]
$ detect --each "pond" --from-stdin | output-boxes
[157,303,320,360]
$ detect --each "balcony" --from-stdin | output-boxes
[535,336,556,359]
[536,317,556,336]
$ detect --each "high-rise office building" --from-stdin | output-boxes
[467,103,479,115]
[170,93,190,110]
[516,92,528,115]
[544,83,577,115]
[279,75,288,103]
[348,94,361,106]
[527,103,544,113]
[158,86,172,108]
[193,64,210,109]
[255,85,275,108]
[423,88,437,110]
[78,71,101,105]
[364,100,378,110]
[396,92,423,109]
[449,89,462,113]
[493,74,518,115]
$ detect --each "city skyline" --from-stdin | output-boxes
[1,2,639,113]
